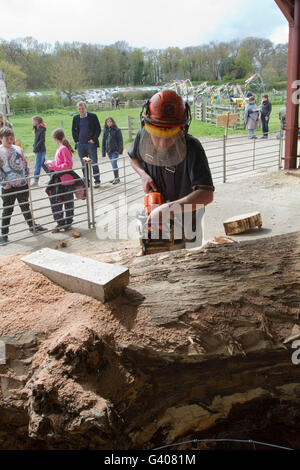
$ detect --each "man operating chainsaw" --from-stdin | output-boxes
[128,89,214,251]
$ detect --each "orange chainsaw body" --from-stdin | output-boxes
[144,192,165,215]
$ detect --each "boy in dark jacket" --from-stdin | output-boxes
[102,117,123,184]
[32,115,50,186]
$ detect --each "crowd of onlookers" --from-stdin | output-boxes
[0,97,289,246]
[0,101,124,245]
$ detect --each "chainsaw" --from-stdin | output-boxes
[136,191,184,255]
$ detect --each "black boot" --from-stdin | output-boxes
[0,235,8,245]
[111,170,120,184]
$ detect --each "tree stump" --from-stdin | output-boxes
[223,212,262,235]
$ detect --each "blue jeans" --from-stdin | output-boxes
[261,115,269,136]
[77,143,100,184]
[108,152,119,171]
[34,152,50,182]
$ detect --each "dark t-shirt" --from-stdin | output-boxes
[128,131,214,202]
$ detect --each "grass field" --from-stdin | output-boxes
[9,104,284,161]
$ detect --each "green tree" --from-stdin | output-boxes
[272,43,288,78]
[232,48,253,79]
[262,61,279,87]
[241,37,274,70]
[218,57,235,79]
[130,49,145,85]
[0,60,27,92]
[51,54,86,105]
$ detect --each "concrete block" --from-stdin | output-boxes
[22,248,129,303]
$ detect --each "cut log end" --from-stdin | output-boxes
[223,212,262,235]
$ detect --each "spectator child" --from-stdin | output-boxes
[0,127,46,245]
[32,115,50,186]
[45,128,75,232]
[102,117,123,184]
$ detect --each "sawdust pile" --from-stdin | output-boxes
[0,253,189,358]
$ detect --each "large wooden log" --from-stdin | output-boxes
[0,232,299,450]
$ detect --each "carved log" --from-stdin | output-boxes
[0,232,299,450]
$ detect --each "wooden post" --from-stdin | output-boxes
[284,0,300,169]
[61,120,64,129]
[225,112,230,139]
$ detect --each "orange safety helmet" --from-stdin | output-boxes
[141,89,191,129]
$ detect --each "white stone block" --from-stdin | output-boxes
[22,248,129,303]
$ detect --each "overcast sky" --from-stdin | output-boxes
[0,0,289,49]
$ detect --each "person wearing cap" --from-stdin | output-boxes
[128,89,214,248]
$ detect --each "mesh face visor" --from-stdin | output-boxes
[138,123,187,167]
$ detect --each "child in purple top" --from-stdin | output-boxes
[0,127,46,244]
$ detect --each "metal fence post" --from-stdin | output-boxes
[223,135,226,183]
[122,156,127,199]
[253,136,256,170]
[279,128,283,169]
[128,116,132,141]
[27,177,36,234]
[89,160,96,228]
[193,96,196,120]
[83,159,92,228]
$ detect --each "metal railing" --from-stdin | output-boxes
[0,130,283,245]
